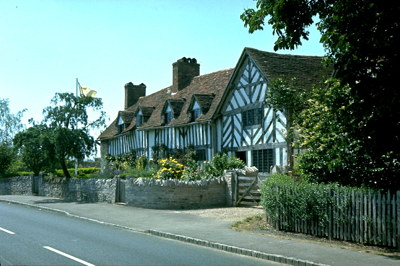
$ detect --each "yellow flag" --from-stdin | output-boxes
[80,85,97,97]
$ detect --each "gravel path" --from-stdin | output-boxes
[181,206,265,222]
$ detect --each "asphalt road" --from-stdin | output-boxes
[0,203,280,265]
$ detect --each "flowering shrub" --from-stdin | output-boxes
[106,151,136,171]
[154,157,185,180]
[136,155,148,170]
[183,153,246,180]
[203,153,245,177]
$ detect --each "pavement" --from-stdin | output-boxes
[1,195,399,266]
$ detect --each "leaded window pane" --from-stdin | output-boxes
[195,149,207,161]
[242,108,262,127]
[252,149,274,173]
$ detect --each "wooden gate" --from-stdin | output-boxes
[115,177,125,203]
[32,175,40,196]
[233,173,261,207]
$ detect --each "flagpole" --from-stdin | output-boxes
[75,78,79,176]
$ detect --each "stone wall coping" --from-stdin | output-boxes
[126,177,225,187]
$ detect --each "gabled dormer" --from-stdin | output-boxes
[162,99,185,125]
[188,94,215,122]
[116,111,134,134]
[135,106,154,127]
[190,100,202,122]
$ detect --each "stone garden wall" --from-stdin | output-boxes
[0,176,116,203]
[121,177,226,209]
[42,177,116,203]
[0,176,34,196]
[0,175,231,209]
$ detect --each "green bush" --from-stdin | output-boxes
[18,171,34,176]
[182,153,246,181]
[53,167,100,178]
[261,174,369,232]
[203,153,245,178]
[120,168,156,179]
[106,151,136,171]
[136,155,148,170]
[0,143,16,177]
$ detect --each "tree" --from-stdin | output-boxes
[265,78,310,173]
[13,125,55,176]
[0,98,25,143]
[42,93,106,178]
[0,142,16,177]
[0,98,25,176]
[241,1,400,189]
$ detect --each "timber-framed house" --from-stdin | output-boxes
[99,47,329,173]
[215,48,330,172]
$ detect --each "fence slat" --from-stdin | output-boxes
[386,191,391,247]
[397,191,400,249]
[391,192,396,247]
[345,189,348,240]
[328,187,332,240]
[363,191,367,244]
[340,191,344,240]
[354,190,358,242]
[372,193,377,245]
[356,190,360,243]
[368,190,372,243]
[382,193,387,245]
[378,192,382,245]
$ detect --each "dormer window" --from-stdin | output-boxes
[191,101,202,122]
[189,94,214,122]
[135,107,154,127]
[136,112,144,127]
[117,116,126,133]
[164,105,174,124]
[162,99,184,125]
[116,110,134,133]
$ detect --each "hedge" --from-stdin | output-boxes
[260,174,371,231]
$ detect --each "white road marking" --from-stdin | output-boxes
[0,227,15,234]
[43,246,95,266]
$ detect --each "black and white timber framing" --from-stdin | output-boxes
[218,55,287,172]
[99,48,329,173]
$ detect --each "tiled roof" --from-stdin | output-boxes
[99,47,331,140]
[99,68,233,139]
[244,47,331,89]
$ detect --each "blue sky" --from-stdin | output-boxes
[1,0,324,130]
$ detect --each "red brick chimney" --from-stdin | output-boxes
[172,57,200,92]
[125,82,146,110]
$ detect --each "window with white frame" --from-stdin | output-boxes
[117,116,125,133]
[191,101,202,122]
[164,105,173,124]
[136,110,143,126]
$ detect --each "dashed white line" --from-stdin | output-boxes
[43,246,95,266]
[0,226,15,235]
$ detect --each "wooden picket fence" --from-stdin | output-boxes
[269,187,400,249]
